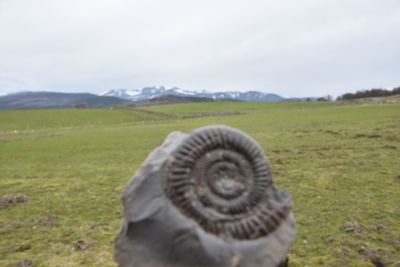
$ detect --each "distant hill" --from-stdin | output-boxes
[0,92,130,110]
[102,86,287,102]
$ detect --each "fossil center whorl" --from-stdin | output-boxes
[164,125,291,240]
[206,157,247,199]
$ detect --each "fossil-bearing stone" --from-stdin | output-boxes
[115,125,296,267]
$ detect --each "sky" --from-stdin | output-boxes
[0,0,399,98]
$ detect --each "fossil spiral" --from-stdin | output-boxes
[164,125,292,240]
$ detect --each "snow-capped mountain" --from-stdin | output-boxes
[101,86,285,102]
[100,88,141,99]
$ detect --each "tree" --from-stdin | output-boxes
[337,87,400,101]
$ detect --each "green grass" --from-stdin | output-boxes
[142,101,340,115]
[0,102,399,266]
[0,108,169,132]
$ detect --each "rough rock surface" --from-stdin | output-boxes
[115,126,296,267]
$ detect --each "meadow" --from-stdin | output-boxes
[0,101,399,266]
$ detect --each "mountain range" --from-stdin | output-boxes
[0,86,315,109]
[101,86,286,102]
[0,91,130,110]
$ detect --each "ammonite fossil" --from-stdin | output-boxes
[164,125,292,240]
[115,125,296,267]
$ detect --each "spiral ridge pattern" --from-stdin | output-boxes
[164,126,291,240]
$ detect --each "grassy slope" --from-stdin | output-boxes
[0,102,399,266]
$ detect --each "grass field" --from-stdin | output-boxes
[0,102,399,266]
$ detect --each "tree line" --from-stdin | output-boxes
[336,86,400,101]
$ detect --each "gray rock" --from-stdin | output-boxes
[115,125,296,267]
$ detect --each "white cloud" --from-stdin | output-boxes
[0,0,399,97]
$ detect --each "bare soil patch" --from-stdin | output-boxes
[354,133,382,139]
[344,222,365,233]
[14,259,34,267]
[0,195,28,209]
[357,246,386,267]
[74,240,90,251]
[37,215,57,227]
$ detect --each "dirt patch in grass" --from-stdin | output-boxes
[274,158,288,164]
[354,133,382,139]
[344,222,365,233]
[357,246,386,267]
[340,248,350,258]
[2,215,57,229]
[37,215,57,227]
[382,145,397,150]
[271,148,292,154]
[354,133,366,138]
[371,224,385,232]
[16,244,31,252]
[384,135,400,142]
[324,130,341,136]
[367,134,382,139]
[0,195,28,209]
[325,237,336,245]
[14,259,34,267]
[386,234,400,250]
[74,240,90,251]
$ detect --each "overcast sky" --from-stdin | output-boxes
[0,0,399,97]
